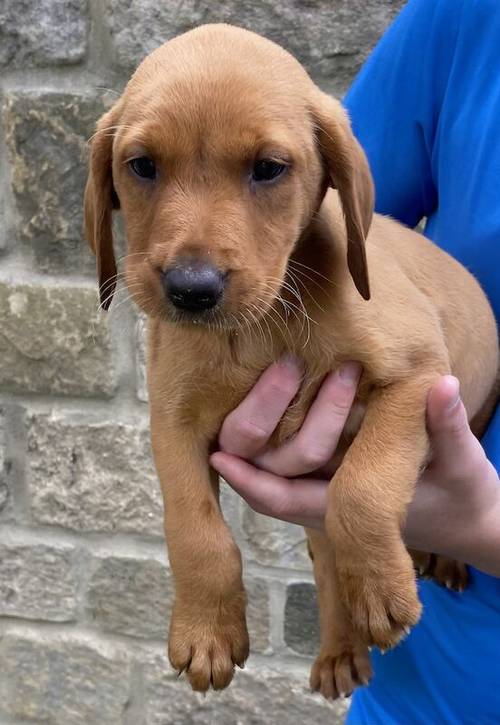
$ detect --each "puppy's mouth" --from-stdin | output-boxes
[168,305,227,328]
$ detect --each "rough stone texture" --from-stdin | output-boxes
[108,0,404,92]
[143,655,349,725]
[2,90,106,274]
[0,280,116,396]
[136,313,148,403]
[86,553,270,653]
[26,412,163,535]
[0,541,78,622]
[243,576,271,654]
[242,507,311,570]
[0,0,89,68]
[86,554,172,640]
[284,582,320,656]
[0,407,8,514]
[0,632,131,725]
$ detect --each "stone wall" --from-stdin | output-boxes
[0,2,404,723]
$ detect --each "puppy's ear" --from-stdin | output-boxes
[84,108,121,310]
[311,91,374,300]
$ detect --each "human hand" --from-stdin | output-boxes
[210,360,500,574]
[210,358,362,529]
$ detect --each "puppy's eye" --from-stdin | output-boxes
[128,156,156,180]
[252,159,287,183]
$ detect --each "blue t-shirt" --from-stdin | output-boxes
[343,1,500,723]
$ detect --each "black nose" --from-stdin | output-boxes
[162,261,225,312]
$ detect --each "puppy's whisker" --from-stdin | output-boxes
[247,303,270,349]
[86,123,136,144]
[116,251,150,265]
[287,263,329,297]
[95,86,121,97]
[259,281,309,345]
[255,297,288,347]
[97,281,144,314]
[286,267,327,314]
[288,258,340,289]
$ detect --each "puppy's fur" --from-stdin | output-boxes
[85,25,499,698]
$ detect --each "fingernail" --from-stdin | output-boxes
[338,361,362,383]
[279,354,304,372]
[444,376,460,410]
[209,453,223,470]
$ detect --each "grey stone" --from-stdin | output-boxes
[0,0,88,68]
[108,0,404,92]
[2,91,107,274]
[0,280,116,397]
[27,412,163,536]
[143,655,349,724]
[242,507,311,570]
[0,407,7,514]
[244,577,271,655]
[284,582,320,656]
[0,541,77,621]
[136,313,148,403]
[86,553,172,640]
[86,553,270,652]
[0,632,131,725]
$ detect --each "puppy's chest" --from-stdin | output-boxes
[178,358,368,457]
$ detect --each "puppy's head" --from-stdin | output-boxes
[85,24,373,327]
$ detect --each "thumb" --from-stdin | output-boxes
[426,375,476,471]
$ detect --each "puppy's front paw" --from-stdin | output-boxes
[338,555,421,650]
[310,646,372,700]
[168,596,249,692]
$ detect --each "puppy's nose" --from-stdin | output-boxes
[162,261,225,312]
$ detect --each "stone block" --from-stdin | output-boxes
[0,541,77,621]
[26,412,163,535]
[284,582,320,656]
[2,90,106,274]
[242,506,311,570]
[85,553,270,652]
[143,655,348,724]
[86,553,172,640]
[135,313,148,403]
[107,0,405,92]
[0,0,88,68]
[0,280,116,397]
[0,632,131,725]
[0,407,7,514]
[244,576,271,654]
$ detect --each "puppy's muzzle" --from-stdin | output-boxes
[162,260,225,312]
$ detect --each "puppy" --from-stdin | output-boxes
[84,25,499,699]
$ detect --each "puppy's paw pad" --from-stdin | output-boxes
[310,648,372,700]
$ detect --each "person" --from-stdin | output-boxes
[210,0,500,722]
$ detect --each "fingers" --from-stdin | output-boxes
[210,452,328,528]
[218,357,303,458]
[427,375,484,476]
[254,362,362,477]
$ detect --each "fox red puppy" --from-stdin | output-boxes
[84,24,499,699]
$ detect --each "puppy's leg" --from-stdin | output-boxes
[410,549,468,592]
[307,528,372,700]
[150,411,248,692]
[326,376,439,651]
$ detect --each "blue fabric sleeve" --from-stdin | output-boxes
[344,0,499,475]
[344,0,463,226]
